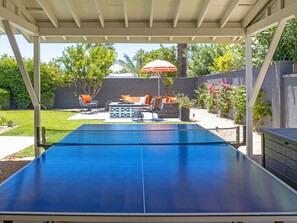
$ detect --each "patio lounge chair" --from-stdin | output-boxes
[139,96,164,120]
[79,95,98,112]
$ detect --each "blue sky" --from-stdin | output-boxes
[0,35,173,71]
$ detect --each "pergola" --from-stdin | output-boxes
[0,0,297,158]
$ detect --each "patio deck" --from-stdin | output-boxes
[67,110,180,123]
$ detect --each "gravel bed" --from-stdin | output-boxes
[0,159,32,184]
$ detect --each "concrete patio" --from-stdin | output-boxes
[67,110,181,123]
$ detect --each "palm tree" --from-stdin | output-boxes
[133,49,146,72]
[117,54,138,76]
[177,43,187,77]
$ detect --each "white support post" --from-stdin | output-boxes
[249,19,287,107]
[34,36,41,158]
[245,35,253,156]
[2,20,39,108]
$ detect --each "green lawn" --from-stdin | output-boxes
[0,110,182,158]
[0,110,102,158]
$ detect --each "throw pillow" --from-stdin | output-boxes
[121,95,130,100]
[140,96,146,105]
[81,95,91,103]
[145,95,152,104]
[124,96,132,103]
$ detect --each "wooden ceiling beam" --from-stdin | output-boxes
[197,0,211,28]
[220,0,240,28]
[65,0,81,28]
[37,0,58,27]
[94,0,104,28]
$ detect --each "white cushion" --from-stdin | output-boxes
[140,96,146,104]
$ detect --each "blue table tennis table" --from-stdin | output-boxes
[0,124,297,223]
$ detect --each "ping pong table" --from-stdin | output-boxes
[0,124,297,223]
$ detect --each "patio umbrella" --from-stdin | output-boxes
[141,59,177,96]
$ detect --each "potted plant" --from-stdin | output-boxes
[176,93,196,121]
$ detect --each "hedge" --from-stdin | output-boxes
[0,55,66,109]
[41,92,55,109]
[0,88,10,110]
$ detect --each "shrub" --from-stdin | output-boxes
[194,82,207,108]
[0,88,10,110]
[201,81,272,127]
[232,85,246,123]
[253,90,272,126]
[205,83,219,112]
[217,81,233,117]
[0,55,31,108]
[41,92,55,109]
[0,55,65,109]
[176,93,196,109]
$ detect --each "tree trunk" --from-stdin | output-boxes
[177,43,187,77]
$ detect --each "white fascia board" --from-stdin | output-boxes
[39,27,245,37]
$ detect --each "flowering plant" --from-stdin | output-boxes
[206,83,219,112]
[218,81,233,117]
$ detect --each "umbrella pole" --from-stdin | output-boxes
[158,76,160,96]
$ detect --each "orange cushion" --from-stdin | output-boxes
[164,96,177,103]
[165,96,171,103]
[81,95,91,103]
[145,95,152,105]
[131,97,141,102]
[121,95,130,100]
[169,97,177,103]
[124,96,132,103]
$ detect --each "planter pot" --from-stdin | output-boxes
[179,108,190,121]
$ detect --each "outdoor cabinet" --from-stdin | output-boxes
[261,128,297,190]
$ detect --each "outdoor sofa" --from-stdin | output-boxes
[121,95,179,118]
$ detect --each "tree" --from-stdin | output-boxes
[133,49,147,74]
[56,43,116,98]
[177,43,187,77]
[253,19,297,66]
[117,53,139,75]
[186,44,228,76]
[210,50,237,73]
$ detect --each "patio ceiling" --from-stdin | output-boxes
[0,0,297,44]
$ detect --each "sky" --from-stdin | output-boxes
[0,35,173,72]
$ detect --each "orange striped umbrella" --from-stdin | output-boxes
[141,60,177,95]
[141,60,177,73]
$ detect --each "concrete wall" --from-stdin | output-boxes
[54,61,297,128]
[282,74,297,128]
[54,77,197,109]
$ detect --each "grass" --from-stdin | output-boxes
[0,110,183,158]
[0,110,103,158]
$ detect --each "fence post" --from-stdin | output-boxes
[242,125,246,146]
[236,126,240,147]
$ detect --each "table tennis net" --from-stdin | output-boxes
[41,127,242,146]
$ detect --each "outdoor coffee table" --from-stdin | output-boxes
[109,102,147,118]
